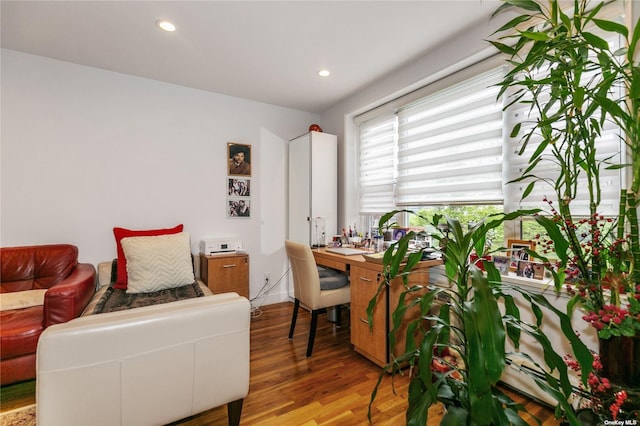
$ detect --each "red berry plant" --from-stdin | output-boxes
[565,353,639,422]
[533,198,640,340]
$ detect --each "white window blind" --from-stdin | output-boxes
[396,67,505,206]
[355,0,625,217]
[358,114,397,214]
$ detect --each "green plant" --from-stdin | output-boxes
[491,0,640,339]
[565,352,640,422]
[367,209,593,425]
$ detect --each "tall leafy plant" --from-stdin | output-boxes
[490,0,640,317]
[367,210,593,425]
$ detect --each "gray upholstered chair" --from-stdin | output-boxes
[285,240,350,357]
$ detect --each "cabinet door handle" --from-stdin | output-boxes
[359,276,372,282]
[223,264,237,268]
[359,318,370,325]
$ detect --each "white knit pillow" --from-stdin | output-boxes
[121,232,195,294]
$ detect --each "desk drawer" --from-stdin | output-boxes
[314,256,348,272]
[350,266,382,307]
[351,292,386,365]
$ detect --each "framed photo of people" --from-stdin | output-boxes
[516,261,545,280]
[227,199,250,218]
[228,178,250,197]
[226,142,251,218]
[507,239,535,271]
[227,143,251,176]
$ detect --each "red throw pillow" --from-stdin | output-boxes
[112,224,184,289]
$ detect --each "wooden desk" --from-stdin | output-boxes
[313,248,441,367]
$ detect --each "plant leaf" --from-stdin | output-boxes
[494,14,535,34]
[501,0,543,14]
[592,18,628,38]
[469,267,506,384]
[630,17,640,62]
[582,31,610,51]
[519,30,549,41]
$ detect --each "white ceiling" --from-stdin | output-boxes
[1,1,500,113]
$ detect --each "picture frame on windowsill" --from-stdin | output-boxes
[532,262,545,280]
[492,255,510,275]
[507,239,535,271]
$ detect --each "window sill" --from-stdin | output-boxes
[429,264,572,300]
[500,273,572,299]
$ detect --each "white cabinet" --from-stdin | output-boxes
[288,131,337,247]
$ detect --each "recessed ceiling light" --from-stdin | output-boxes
[156,20,176,32]
[318,70,331,77]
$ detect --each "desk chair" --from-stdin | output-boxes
[285,240,350,357]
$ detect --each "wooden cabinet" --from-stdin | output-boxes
[388,268,430,360]
[350,262,431,367]
[350,265,387,364]
[199,253,249,298]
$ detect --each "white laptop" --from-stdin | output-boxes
[325,247,365,256]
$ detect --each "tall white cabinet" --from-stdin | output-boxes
[288,131,337,247]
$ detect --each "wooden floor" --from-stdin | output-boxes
[1,302,561,425]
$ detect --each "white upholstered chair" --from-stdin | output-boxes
[285,240,350,357]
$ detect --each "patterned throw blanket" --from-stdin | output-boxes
[92,259,204,314]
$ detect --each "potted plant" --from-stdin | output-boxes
[564,352,640,423]
[367,209,593,425]
[491,0,640,397]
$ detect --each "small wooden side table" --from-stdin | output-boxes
[199,252,249,299]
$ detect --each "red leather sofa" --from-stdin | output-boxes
[0,244,96,385]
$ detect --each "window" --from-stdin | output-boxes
[357,58,508,241]
[355,2,626,247]
[408,205,504,251]
[358,114,396,214]
[396,67,504,206]
[358,57,506,213]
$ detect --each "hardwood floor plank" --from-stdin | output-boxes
[0,379,35,411]
[1,301,562,425]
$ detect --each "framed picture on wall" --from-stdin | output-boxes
[227,199,250,218]
[507,239,535,271]
[228,178,250,197]
[227,143,252,176]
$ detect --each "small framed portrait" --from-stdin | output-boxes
[492,255,510,275]
[393,228,407,241]
[227,143,251,176]
[516,261,536,279]
[228,178,251,197]
[507,239,535,271]
[532,263,545,280]
[227,199,251,218]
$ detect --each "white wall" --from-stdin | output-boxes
[1,49,319,305]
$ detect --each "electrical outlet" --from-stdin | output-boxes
[264,272,270,283]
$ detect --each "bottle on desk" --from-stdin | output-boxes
[374,236,384,253]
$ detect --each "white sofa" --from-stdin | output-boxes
[36,262,251,426]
